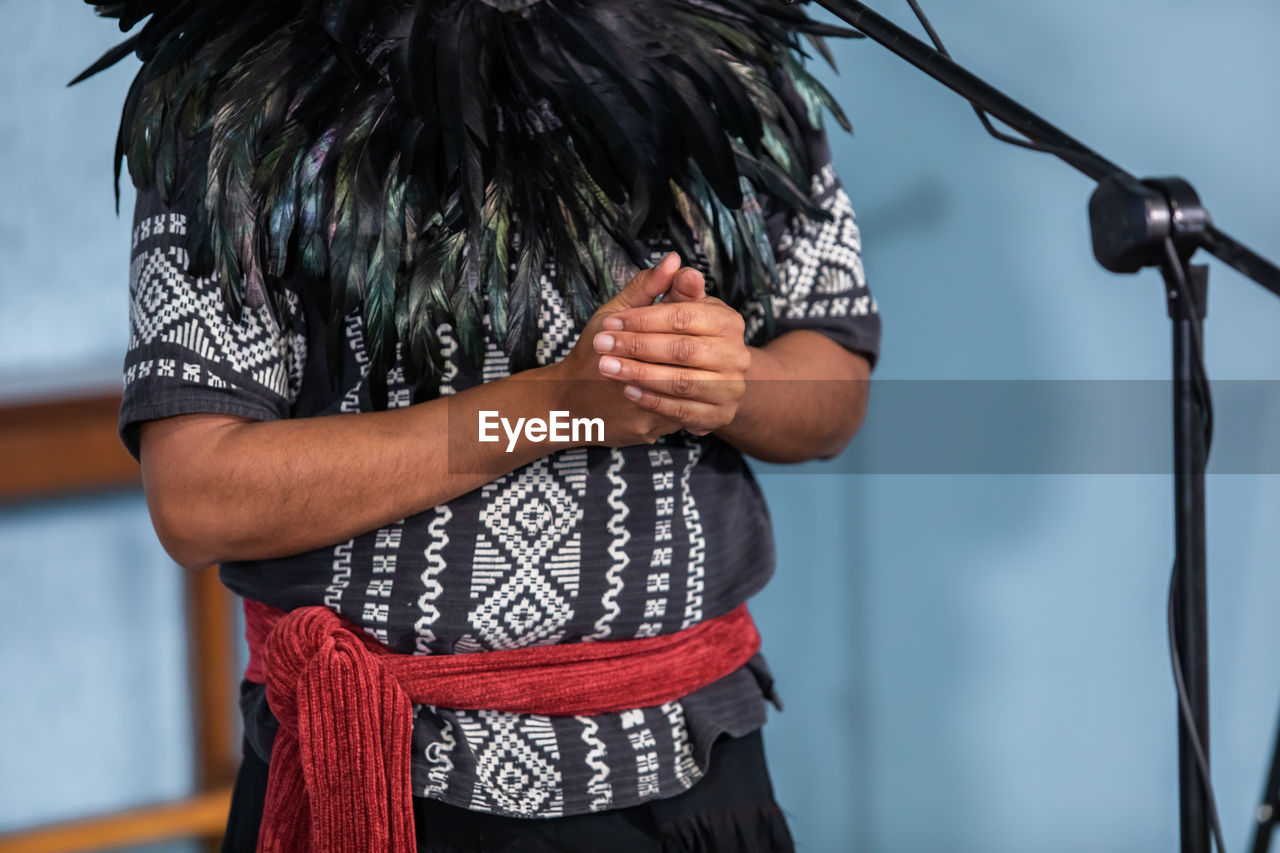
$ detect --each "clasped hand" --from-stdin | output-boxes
[553,253,751,446]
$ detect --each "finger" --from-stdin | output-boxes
[604,252,681,312]
[661,267,706,304]
[599,357,739,402]
[593,331,747,372]
[602,300,743,337]
[623,384,725,432]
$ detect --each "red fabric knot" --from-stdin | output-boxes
[257,605,417,853]
[242,599,762,853]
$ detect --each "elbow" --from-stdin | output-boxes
[141,450,229,570]
[803,366,870,460]
[137,414,252,570]
[815,396,869,460]
[807,349,872,461]
[161,539,216,573]
[146,488,221,571]
[812,435,854,463]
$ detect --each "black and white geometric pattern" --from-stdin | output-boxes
[126,213,300,403]
[414,505,451,655]
[123,154,880,818]
[418,706,457,798]
[577,714,614,811]
[636,446,677,639]
[677,444,707,632]
[455,710,565,816]
[535,279,579,366]
[589,449,630,641]
[744,163,878,346]
[465,452,587,650]
[325,538,354,613]
[360,519,405,645]
[661,700,700,791]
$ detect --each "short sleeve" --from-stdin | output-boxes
[118,187,307,462]
[757,163,881,367]
[744,72,882,368]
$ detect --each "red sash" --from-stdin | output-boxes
[241,599,761,852]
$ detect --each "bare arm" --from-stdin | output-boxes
[142,368,563,570]
[141,257,686,570]
[714,330,870,463]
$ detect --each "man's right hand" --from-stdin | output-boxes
[546,252,686,447]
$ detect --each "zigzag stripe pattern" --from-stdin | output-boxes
[589,449,630,640]
[661,700,700,790]
[438,323,459,397]
[415,504,452,654]
[575,715,613,812]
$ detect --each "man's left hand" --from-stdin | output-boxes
[591,267,751,436]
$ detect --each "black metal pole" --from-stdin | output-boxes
[1166,262,1212,853]
[1250,708,1280,852]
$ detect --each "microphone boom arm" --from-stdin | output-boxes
[799,0,1280,297]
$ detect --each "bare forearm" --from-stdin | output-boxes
[714,330,870,463]
[140,257,701,569]
[142,365,576,568]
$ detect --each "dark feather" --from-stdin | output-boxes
[782,50,852,133]
[69,34,141,86]
[507,197,545,372]
[480,180,512,346]
[80,0,858,399]
[364,153,406,381]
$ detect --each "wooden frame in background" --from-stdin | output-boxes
[0,391,238,853]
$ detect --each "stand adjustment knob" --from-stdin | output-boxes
[1089,174,1210,274]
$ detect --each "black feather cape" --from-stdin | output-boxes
[75,0,857,405]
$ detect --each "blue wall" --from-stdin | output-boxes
[0,2,136,396]
[753,2,1280,851]
[3,2,1279,851]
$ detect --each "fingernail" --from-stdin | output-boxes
[624,385,643,401]
[599,356,622,375]
[661,252,680,272]
[603,316,623,331]
[594,333,615,352]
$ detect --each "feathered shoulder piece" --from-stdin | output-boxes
[75,0,857,401]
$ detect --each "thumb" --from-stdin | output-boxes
[605,252,681,311]
[662,267,706,303]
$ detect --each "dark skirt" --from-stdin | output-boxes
[221,727,794,853]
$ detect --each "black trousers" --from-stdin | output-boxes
[222,728,794,853]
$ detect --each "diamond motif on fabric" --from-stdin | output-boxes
[456,711,564,817]
[481,462,579,563]
[466,456,585,649]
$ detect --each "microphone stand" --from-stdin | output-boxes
[783,2,1280,851]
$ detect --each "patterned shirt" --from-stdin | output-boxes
[118,131,880,818]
